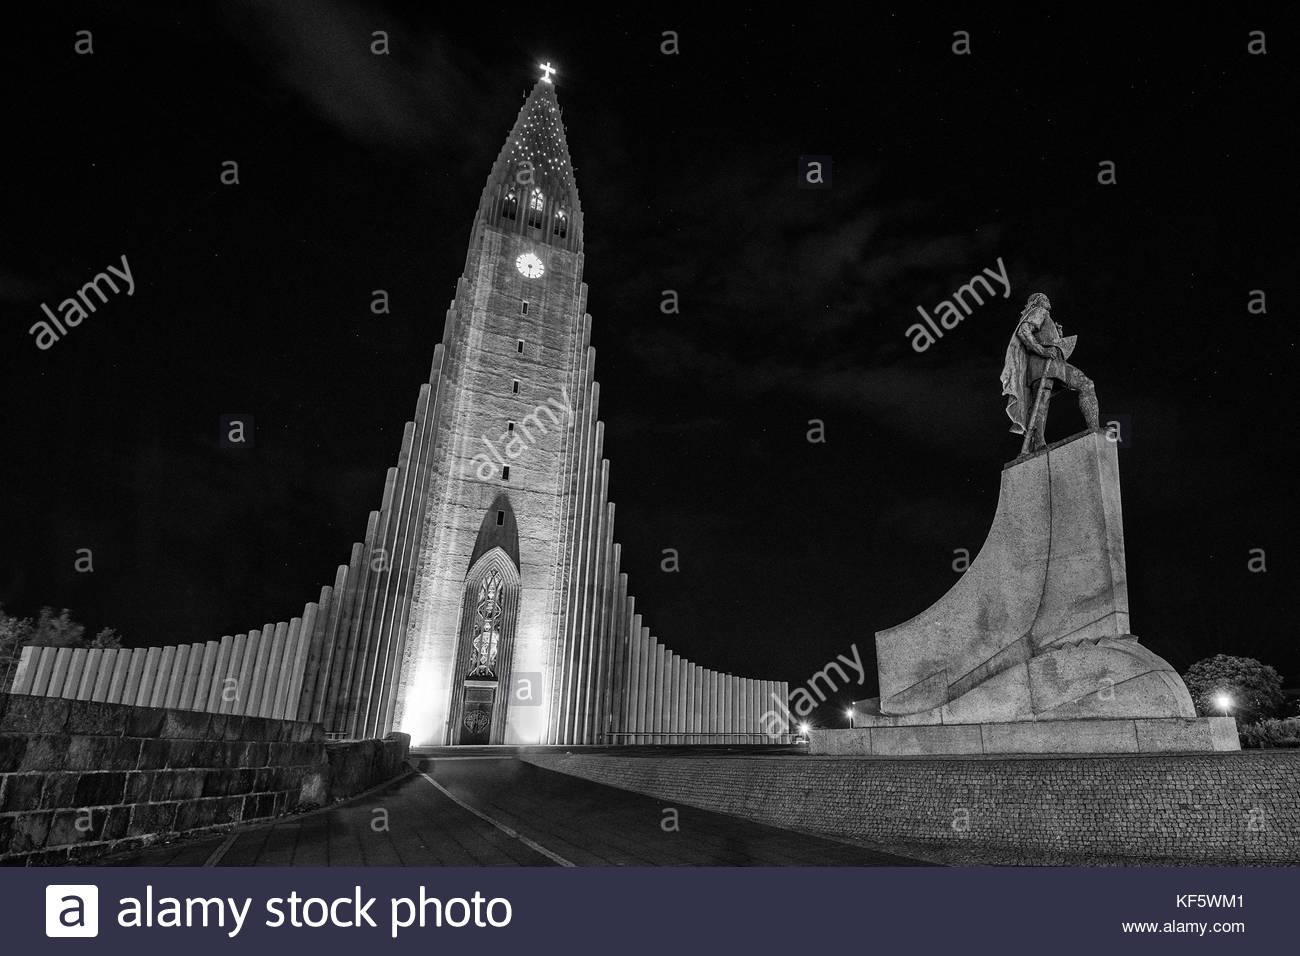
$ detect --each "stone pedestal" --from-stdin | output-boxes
[821,429,1236,755]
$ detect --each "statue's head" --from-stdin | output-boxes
[1025,292,1051,312]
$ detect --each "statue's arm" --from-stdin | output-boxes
[1016,322,1060,359]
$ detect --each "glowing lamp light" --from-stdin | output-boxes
[798,722,811,735]
[845,709,854,720]
[1214,692,1234,713]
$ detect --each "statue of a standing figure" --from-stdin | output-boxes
[1000,293,1099,452]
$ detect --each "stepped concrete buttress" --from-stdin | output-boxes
[819,429,1238,755]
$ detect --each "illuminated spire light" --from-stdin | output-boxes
[539,61,557,83]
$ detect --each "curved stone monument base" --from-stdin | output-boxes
[810,715,1240,756]
[825,429,1238,755]
[852,634,1195,727]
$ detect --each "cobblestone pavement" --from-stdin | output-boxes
[97,751,929,866]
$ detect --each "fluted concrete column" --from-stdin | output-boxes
[665,653,679,742]
[739,677,747,736]
[244,623,275,716]
[580,468,612,743]
[89,648,118,702]
[655,643,670,744]
[558,373,598,742]
[75,649,101,700]
[577,429,608,743]
[345,467,399,737]
[300,573,343,723]
[271,617,302,719]
[689,665,700,739]
[699,670,711,743]
[646,638,660,744]
[61,648,88,699]
[745,677,755,739]
[604,569,629,741]
[633,620,647,743]
[355,438,411,738]
[164,645,190,709]
[61,648,87,698]
[189,640,217,711]
[759,676,769,738]
[218,634,245,712]
[718,671,728,743]
[149,647,175,708]
[323,548,365,726]
[28,647,53,695]
[588,514,617,743]
[732,674,742,741]
[683,663,695,744]
[205,639,233,712]
[176,644,201,709]
[8,647,35,694]
[131,647,161,707]
[624,601,641,745]
[120,649,147,705]
[325,521,376,733]
[371,414,424,737]
[286,604,318,721]
[381,377,440,737]
[103,649,129,703]
[641,637,656,745]
[232,631,260,715]
[269,618,297,718]
[675,658,688,743]
[44,648,72,700]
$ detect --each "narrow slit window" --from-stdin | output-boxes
[496,510,505,526]
[517,339,524,353]
[502,466,511,480]
[507,421,514,432]
[520,301,528,315]
[512,380,520,394]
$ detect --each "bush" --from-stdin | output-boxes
[1238,717,1300,749]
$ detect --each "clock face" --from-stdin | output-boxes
[515,252,545,278]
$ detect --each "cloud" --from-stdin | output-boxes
[223,0,496,154]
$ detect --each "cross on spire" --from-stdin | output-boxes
[539,61,557,83]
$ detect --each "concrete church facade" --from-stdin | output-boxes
[10,68,789,748]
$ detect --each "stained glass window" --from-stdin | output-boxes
[467,567,504,678]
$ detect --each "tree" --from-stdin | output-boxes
[1183,654,1285,723]
[0,606,125,690]
[29,607,85,647]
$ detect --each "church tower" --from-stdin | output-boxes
[394,67,594,745]
[9,65,790,748]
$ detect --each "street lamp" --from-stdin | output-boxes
[1214,692,1234,714]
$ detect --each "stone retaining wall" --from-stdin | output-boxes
[524,751,1300,865]
[313,733,412,804]
[0,693,407,865]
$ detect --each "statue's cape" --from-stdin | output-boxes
[1000,331,1030,435]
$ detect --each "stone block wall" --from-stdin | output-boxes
[0,692,325,865]
[524,751,1300,865]
[317,733,413,803]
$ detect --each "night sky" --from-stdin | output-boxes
[3,5,1296,726]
